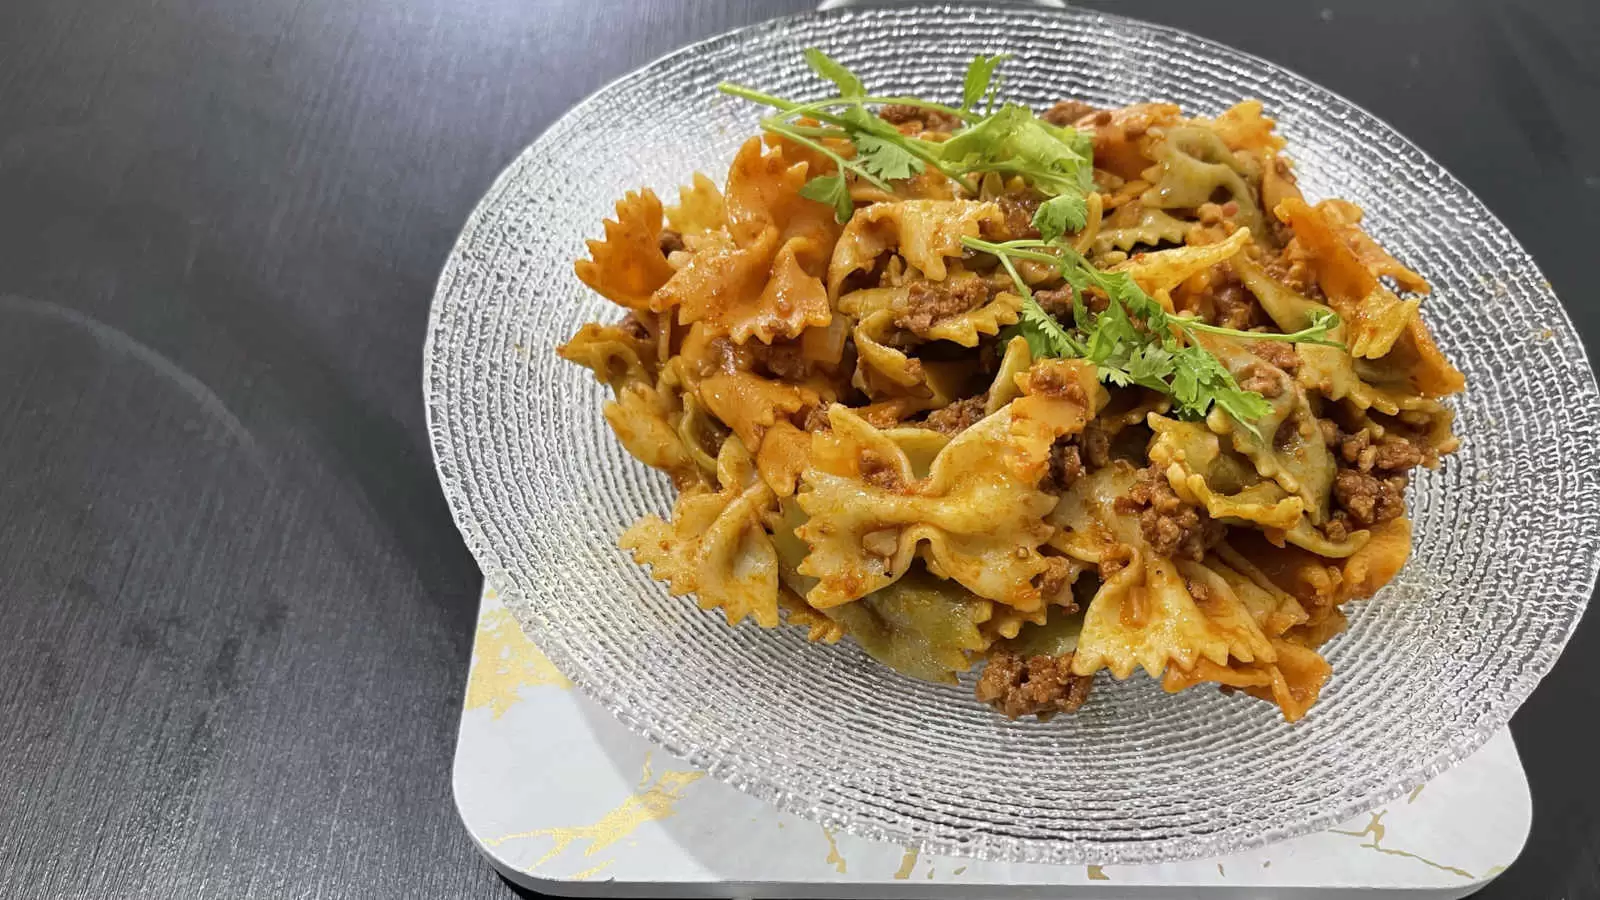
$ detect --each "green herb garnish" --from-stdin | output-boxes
[718,49,1092,223]
[964,236,1344,432]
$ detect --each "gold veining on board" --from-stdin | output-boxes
[1406,784,1426,804]
[465,608,572,718]
[892,846,919,880]
[567,860,615,881]
[952,865,966,876]
[486,761,705,871]
[1086,865,1109,880]
[1329,810,1474,880]
[1217,863,1225,876]
[820,827,848,874]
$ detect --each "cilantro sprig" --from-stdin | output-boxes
[719,50,1094,224]
[962,235,1344,432]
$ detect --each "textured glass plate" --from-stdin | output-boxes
[425,5,1600,865]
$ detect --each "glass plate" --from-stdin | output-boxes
[425,5,1599,865]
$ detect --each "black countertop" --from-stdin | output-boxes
[0,1,1595,897]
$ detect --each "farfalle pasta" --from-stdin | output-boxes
[559,53,1463,723]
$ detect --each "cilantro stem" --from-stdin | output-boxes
[1171,316,1344,348]
[962,236,1062,267]
[720,82,979,193]
[760,119,894,191]
[716,83,977,123]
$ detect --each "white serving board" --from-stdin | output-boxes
[455,586,1527,898]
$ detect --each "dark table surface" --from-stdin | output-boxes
[1,1,1596,897]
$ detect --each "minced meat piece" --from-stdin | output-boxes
[920,394,988,436]
[983,191,1043,242]
[1249,340,1301,375]
[1338,430,1375,470]
[1033,288,1074,321]
[976,653,1095,719]
[1333,469,1408,526]
[1372,437,1424,472]
[618,313,651,340]
[658,229,685,255]
[1033,557,1078,609]
[858,448,904,491]
[1337,431,1423,475]
[1114,465,1219,560]
[895,279,990,334]
[878,103,963,133]
[1049,438,1085,490]
[1028,365,1088,404]
[803,405,832,433]
[1081,421,1112,468]
[1042,99,1099,127]
[1236,362,1285,399]
[1212,278,1263,330]
[761,343,808,381]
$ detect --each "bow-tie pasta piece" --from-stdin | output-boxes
[797,360,1104,610]
[621,438,781,629]
[826,199,999,299]
[575,189,679,310]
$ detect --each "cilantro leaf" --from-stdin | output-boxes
[853,133,924,181]
[962,54,1011,111]
[1017,298,1080,359]
[1032,193,1088,242]
[798,173,853,223]
[802,48,864,97]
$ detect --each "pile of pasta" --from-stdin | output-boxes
[559,99,1463,722]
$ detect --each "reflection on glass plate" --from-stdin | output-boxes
[425,5,1598,864]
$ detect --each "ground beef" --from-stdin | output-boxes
[1249,340,1301,375]
[1042,99,1099,127]
[1337,431,1424,475]
[1028,365,1088,404]
[920,394,988,436]
[1033,288,1073,321]
[1098,545,1132,580]
[617,313,651,340]
[1332,469,1408,527]
[878,103,963,133]
[1114,465,1219,560]
[1033,557,1079,609]
[1373,438,1424,472]
[761,343,808,381]
[1236,362,1285,399]
[1081,421,1112,468]
[803,405,833,433]
[982,191,1043,242]
[1034,286,1108,319]
[658,229,685,255]
[895,279,990,334]
[1048,438,1085,491]
[1211,278,1263,330]
[975,653,1095,719]
[858,448,904,491]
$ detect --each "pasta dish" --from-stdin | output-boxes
[557,52,1463,721]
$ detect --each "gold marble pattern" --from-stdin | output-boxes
[821,827,848,874]
[1330,810,1474,879]
[486,757,705,872]
[892,846,919,880]
[465,607,572,718]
